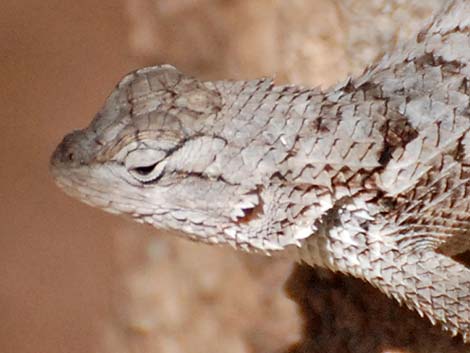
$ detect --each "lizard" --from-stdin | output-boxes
[50,0,470,343]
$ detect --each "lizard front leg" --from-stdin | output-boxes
[299,210,470,341]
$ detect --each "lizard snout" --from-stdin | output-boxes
[50,129,94,172]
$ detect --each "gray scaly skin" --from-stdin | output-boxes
[51,0,470,342]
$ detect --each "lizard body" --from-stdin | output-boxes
[51,0,470,342]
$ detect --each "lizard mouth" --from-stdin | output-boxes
[50,168,113,210]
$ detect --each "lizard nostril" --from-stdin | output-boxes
[50,129,91,169]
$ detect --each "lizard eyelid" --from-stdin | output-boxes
[125,148,167,183]
[132,163,158,176]
[128,162,165,184]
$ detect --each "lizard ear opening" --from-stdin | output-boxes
[236,198,264,225]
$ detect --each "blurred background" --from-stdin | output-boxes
[0,1,445,353]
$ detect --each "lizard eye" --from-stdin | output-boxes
[133,164,157,176]
[125,149,166,184]
[129,162,164,183]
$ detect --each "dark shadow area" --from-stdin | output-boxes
[283,265,468,353]
[453,251,470,268]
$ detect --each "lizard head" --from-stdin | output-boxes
[51,65,318,252]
